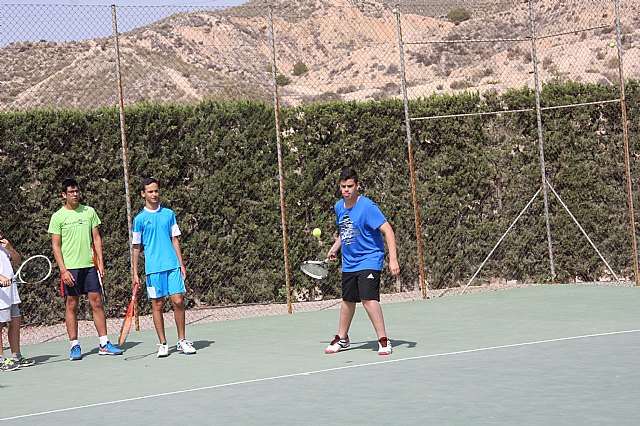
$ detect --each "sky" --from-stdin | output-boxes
[1,0,248,45]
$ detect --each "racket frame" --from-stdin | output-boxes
[118,282,140,346]
[13,255,52,285]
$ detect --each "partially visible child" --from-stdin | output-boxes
[0,233,35,371]
[132,177,195,357]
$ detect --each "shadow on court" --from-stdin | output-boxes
[329,338,418,353]
[30,354,60,364]
[123,339,213,361]
[2,285,640,424]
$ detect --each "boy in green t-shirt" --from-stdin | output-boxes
[48,178,123,361]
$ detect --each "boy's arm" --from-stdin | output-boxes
[132,244,141,287]
[1,237,22,266]
[91,226,104,278]
[51,234,74,285]
[172,236,186,279]
[327,236,341,261]
[379,222,400,276]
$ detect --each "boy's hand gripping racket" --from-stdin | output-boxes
[118,282,140,346]
[300,259,330,280]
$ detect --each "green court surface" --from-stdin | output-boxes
[2,285,640,425]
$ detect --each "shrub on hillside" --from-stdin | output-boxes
[447,7,472,25]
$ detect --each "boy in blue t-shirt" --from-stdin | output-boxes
[325,167,400,356]
[132,177,195,357]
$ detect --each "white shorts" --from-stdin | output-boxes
[0,304,20,323]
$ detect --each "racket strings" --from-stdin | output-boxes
[301,261,328,279]
[303,264,327,276]
[18,258,51,283]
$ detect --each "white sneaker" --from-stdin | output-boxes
[325,335,350,354]
[157,343,169,358]
[177,339,196,355]
[378,337,392,355]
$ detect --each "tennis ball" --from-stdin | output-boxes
[610,41,616,49]
[312,228,322,237]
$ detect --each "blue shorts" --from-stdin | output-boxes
[146,268,185,299]
[64,267,101,297]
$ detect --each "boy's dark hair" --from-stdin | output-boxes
[140,177,159,192]
[339,167,358,183]
[61,178,79,193]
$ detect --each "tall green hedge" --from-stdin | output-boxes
[0,81,638,324]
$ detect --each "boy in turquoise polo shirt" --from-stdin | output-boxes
[132,177,195,358]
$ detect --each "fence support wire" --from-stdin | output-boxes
[462,180,622,294]
[546,182,621,283]
[461,188,541,294]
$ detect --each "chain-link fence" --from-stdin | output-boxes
[1,0,639,345]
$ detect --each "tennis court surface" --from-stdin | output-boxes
[2,285,639,425]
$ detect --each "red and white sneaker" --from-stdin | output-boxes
[378,337,392,355]
[325,335,350,354]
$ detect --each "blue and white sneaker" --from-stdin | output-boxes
[69,344,82,361]
[98,342,124,356]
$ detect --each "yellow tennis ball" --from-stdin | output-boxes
[609,41,616,49]
[312,228,322,237]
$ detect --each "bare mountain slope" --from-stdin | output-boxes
[1,0,639,110]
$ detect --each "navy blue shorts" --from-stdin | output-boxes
[63,267,101,297]
[341,270,381,302]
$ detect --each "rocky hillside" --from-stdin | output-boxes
[1,0,639,110]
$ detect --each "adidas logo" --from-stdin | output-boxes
[367,273,374,279]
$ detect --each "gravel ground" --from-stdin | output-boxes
[10,280,634,346]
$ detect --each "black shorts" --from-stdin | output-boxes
[342,270,381,302]
[63,267,101,297]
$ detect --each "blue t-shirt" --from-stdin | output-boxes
[132,206,181,274]
[334,195,387,272]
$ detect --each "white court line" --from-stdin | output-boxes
[2,328,639,422]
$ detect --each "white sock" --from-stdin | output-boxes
[70,339,79,348]
[99,336,109,347]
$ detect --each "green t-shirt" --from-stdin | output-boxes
[48,205,101,269]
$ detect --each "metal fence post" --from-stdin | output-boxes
[614,0,639,285]
[527,0,555,281]
[111,5,137,326]
[268,6,293,313]
[394,5,428,299]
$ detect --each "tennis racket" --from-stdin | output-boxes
[9,255,52,286]
[91,247,107,303]
[300,259,329,280]
[118,281,140,346]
